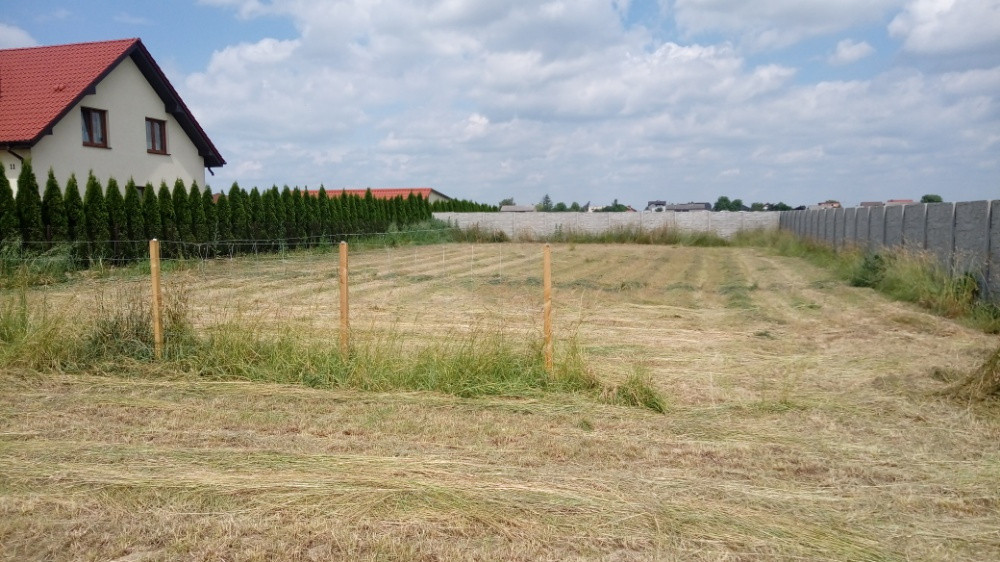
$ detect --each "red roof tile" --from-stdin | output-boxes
[0,38,224,167]
[0,39,136,144]
[304,188,438,200]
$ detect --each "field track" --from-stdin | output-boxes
[2,243,998,560]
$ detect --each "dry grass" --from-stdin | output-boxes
[2,243,999,560]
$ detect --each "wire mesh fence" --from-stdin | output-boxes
[1,233,561,358]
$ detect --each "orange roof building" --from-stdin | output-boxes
[303,187,451,203]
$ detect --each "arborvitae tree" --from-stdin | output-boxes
[280,187,295,245]
[104,177,126,261]
[247,187,263,241]
[0,170,18,244]
[228,183,248,241]
[303,189,320,242]
[271,187,286,245]
[172,179,192,244]
[405,193,420,225]
[189,182,207,245]
[329,195,344,235]
[158,182,177,242]
[388,195,402,227]
[62,174,84,242]
[123,179,144,260]
[347,194,359,232]
[83,172,109,259]
[15,159,44,247]
[292,188,308,242]
[261,188,280,249]
[202,188,217,251]
[41,169,67,244]
[215,192,232,242]
[141,183,160,241]
[376,197,389,232]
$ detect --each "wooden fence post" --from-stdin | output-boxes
[339,241,350,356]
[543,243,553,375]
[149,239,164,360]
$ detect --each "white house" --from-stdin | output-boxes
[0,38,224,195]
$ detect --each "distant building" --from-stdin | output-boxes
[500,205,536,212]
[808,201,841,210]
[886,199,914,206]
[859,201,885,207]
[668,202,712,212]
[644,201,712,212]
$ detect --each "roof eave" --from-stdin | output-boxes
[127,40,226,169]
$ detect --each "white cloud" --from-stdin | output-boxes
[889,0,1000,54]
[181,0,999,205]
[0,22,36,48]
[673,0,904,50]
[829,39,874,65]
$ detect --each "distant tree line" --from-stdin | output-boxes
[714,196,792,212]
[429,199,498,212]
[0,160,438,263]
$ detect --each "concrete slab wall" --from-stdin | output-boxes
[434,210,780,241]
[780,200,999,302]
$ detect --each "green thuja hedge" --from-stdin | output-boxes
[0,166,470,277]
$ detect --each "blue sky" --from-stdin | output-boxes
[2,0,998,207]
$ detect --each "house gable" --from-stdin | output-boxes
[0,38,224,192]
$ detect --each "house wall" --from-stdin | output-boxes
[1,56,207,195]
[433,211,779,240]
[780,201,1000,302]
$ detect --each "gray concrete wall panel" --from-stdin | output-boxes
[953,201,989,275]
[844,208,857,245]
[989,200,1000,301]
[902,204,926,250]
[884,205,904,248]
[868,206,886,250]
[925,203,956,269]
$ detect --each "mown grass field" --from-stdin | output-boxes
[2,243,999,560]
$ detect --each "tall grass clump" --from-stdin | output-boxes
[66,298,666,411]
[736,230,1000,333]
[84,283,198,363]
[941,344,1000,403]
[604,368,668,413]
[0,290,72,369]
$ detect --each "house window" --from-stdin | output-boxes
[146,118,167,154]
[81,108,108,147]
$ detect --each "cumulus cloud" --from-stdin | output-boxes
[673,0,904,50]
[180,0,999,205]
[889,0,1000,54]
[0,22,36,48]
[829,39,875,65]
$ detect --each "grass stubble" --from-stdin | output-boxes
[1,241,999,560]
